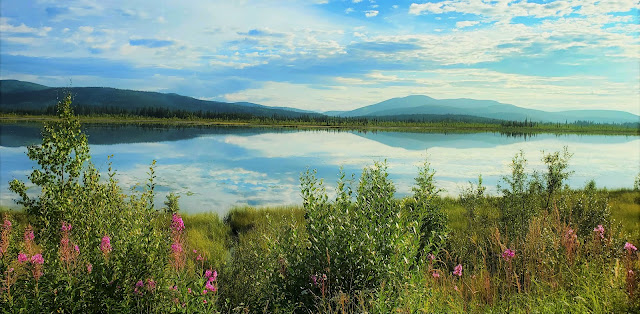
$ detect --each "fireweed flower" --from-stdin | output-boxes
[171,242,183,253]
[432,271,440,279]
[593,225,605,239]
[196,254,204,261]
[205,269,212,278]
[453,264,463,277]
[171,214,185,233]
[146,279,156,291]
[2,219,10,228]
[87,263,92,273]
[311,274,318,286]
[61,221,72,232]
[502,249,516,261]
[205,281,216,292]
[30,254,44,281]
[100,235,112,256]
[31,254,44,265]
[24,229,34,242]
[625,242,638,253]
[18,252,28,263]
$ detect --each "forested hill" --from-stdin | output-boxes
[0,80,322,118]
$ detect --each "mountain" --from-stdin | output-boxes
[0,80,321,118]
[0,80,50,94]
[328,95,640,124]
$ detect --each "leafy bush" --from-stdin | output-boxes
[1,94,221,312]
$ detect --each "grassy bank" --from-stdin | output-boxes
[2,113,638,136]
[2,187,638,312]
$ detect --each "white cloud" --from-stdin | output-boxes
[456,20,480,28]
[408,0,638,21]
[0,18,52,36]
[365,10,379,17]
[345,7,354,14]
[353,0,362,3]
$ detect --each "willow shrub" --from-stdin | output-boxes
[301,160,447,300]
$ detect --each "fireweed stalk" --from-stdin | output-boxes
[100,235,112,260]
[624,242,638,298]
[59,222,79,272]
[170,214,186,271]
[0,216,11,258]
[502,248,517,292]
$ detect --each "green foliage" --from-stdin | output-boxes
[542,146,574,209]
[1,94,223,312]
[220,207,308,312]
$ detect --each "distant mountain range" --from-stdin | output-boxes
[325,95,640,124]
[0,80,321,119]
[1,80,638,124]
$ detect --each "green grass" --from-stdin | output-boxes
[3,188,639,312]
[2,113,638,136]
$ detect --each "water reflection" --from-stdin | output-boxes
[1,123,638,214]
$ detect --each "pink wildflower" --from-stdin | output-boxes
[74,245,80,253]
[193,249,197,254]
[187,288,192,294]
[146,279,156,291]
[203,299,207,304]
[18,252,28,263]
[31,254,44,265]
[24,229,34,242]
[61,222,72,232]
[432,271,440,279]
[202,289,207,295]
[170,285,178,291]
[211,270,218,281]
[205,282,216,292]
[594,225,605,239]
[428,253,436,262]
[171,242,183,253]
[502,248,515,261]
[2,219,10,228]
[100,235,112,255]
[171,214,185,232]
[624,242,638,252]
[311,274,317,286]
[205,269,212,278]
[453,264,462,277]
[196,254,204,261]
[135,280,144,288]
[87,263,92,273]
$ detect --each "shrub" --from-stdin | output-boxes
[1,94,219,312]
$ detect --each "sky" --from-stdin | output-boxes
[0,0,638,114]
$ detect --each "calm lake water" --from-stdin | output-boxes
[1,123,639,214]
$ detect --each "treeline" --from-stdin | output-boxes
[1,103,638,133]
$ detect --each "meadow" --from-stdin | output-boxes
[0,96,639,313]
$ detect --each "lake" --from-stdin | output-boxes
[1,123,638,215]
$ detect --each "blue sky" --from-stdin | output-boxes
[1,0,638,114]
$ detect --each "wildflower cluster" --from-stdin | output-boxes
[502,249,516,262]
[594,225,605,239]
[59,222,80,270]
[170,214,186,271]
